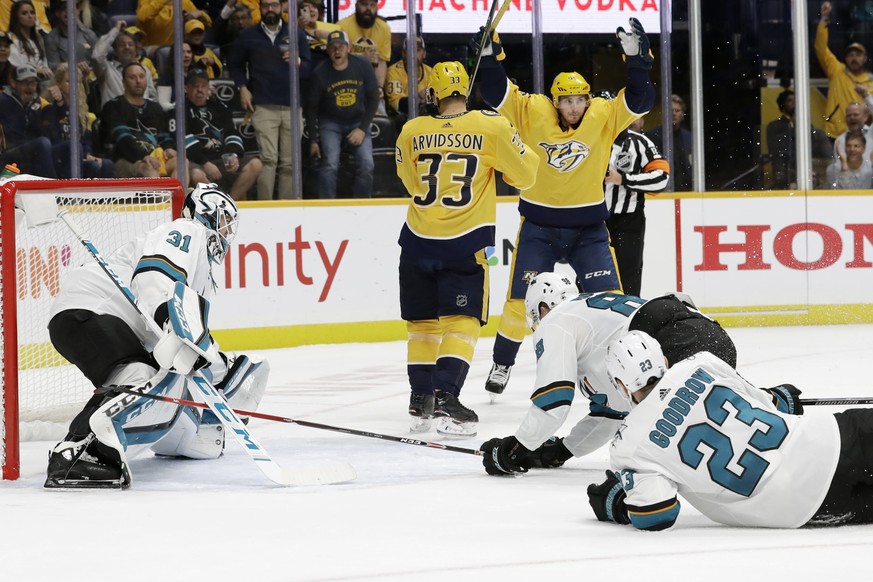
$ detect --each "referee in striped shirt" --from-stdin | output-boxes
[605,117,670,297]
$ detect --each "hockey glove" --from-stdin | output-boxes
[616,17,654,69]
[480,436,530,476]
[763,384,804,415]
[588,394,629,420]
[587,470,631,525]
[526,436,574,469]
[470,26,505,61]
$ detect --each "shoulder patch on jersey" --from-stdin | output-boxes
[535,338,544,360]
[395,145,402,164]
[538,140,590,172]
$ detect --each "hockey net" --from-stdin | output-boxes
[1,178,184,480]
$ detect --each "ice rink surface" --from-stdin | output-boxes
[3,325,873,581]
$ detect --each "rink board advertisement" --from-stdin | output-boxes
[335,0,662,35]
[674,192,873,317]
[19,193,873,351]
[207,191,873,347]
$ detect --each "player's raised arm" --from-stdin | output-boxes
[616,17,656,115]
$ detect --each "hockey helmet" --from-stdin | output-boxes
[524,272,579,331]
[426,61,469,104]
[550,72,591,106]
[183,183,239,264]
[606,330,667,405]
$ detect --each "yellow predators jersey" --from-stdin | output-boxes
[396,110,538,259]
[385,61,432,115]
[496,82,641,227]
[337,14,392,62]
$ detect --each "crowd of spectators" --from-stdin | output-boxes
[3,0,871,197]
[0,0,422,199]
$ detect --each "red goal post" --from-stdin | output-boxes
[1,178,185,480]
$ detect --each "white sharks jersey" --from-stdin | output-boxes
[515,292,646,455]
[50,218,218,351]
[610,352,840,530]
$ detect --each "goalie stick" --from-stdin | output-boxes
[56,209,356,487]
[115,387,484,457]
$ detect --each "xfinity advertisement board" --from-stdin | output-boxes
[335,0,662,35]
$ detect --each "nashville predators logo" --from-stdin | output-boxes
[538,140,590,172]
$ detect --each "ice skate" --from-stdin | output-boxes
[434,390,478,436]
[44,435,129,490]
[408,393,434,433]
[485,363,512,403]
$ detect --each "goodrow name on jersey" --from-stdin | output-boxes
[649,366,715,448]
[411,133,484,152]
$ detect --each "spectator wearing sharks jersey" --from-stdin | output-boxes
[604,117,669,297]
[184,68,262,200]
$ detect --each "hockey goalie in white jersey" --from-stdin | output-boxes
[45,184,269,489]
[588,330,873,530]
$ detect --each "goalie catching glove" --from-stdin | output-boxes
[153,282,220,375]
[616,17,653,69]
[469,26,505,62]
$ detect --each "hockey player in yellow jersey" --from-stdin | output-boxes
[473,18,656,401]
[396,61,538,436]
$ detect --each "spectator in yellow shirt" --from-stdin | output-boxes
[338,0,390,88]
[136,0,211,47]
[815,1,873,138]
[385,35,431,120]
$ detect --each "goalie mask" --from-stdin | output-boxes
[606,330,667,406]
[524,272,578,331]
[183,183,239,264]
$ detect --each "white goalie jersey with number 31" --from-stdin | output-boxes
[610,352,841,529]
[49,218,218,352]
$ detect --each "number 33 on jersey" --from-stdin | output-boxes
[396,109,538,257]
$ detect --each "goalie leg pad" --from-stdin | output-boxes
[89,369,188,470]
[151,408,226,460]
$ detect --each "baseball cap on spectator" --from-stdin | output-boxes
[402,35,425,49]
[185,68,209,84]
[846,42,867,56]
[326,30,349,46]
[14,65,39,81]
[185,20,206,34]
[125,26,146,38]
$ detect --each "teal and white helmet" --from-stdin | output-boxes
[524,272,578,330]
[183,183,239,264]
[606,330,667,406]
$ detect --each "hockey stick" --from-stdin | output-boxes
[800,397,873,406]
[467,0,503,105]
[56,211,356,486]
[115,387,484,457]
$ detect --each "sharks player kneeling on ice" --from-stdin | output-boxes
[480,272,736,476]
[44,184,269,489]
[588,331,873,530]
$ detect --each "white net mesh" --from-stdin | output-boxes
[2,181,181,477]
